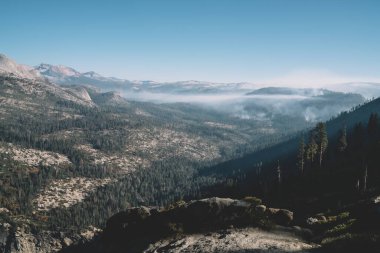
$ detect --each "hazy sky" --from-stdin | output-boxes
[1,0,380,84]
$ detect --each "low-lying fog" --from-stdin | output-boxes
[119,89,365,123]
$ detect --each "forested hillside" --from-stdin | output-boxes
[199,102,380,252]
[202,96,380,179]
[0,73,306,233]
[60,105,380,252]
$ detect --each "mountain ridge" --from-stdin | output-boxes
[0,54,41,80]
[2,53,380,98]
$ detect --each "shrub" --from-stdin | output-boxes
[325,219,356,237]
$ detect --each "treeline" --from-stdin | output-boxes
[294,113,379,193]
[205,113,380,216]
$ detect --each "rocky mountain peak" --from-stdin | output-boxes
[35,63,81,78]
[0,53,41,79]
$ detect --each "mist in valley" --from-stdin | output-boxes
[116,88,366,124]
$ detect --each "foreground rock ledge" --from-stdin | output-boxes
[144,227,317,253]
[80,197,311,253]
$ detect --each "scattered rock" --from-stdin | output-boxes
[306,215,327,225]
[372,195,380,204]
[316,214,327,222]
[255,205,267,213]
[63,237,73,247]
[0,208,10,214]
[306,217,319,225]
[266,208,280,216]
[143,227,318,253]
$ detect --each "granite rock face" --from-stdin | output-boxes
[0,223,99,253]
[91,197,295,253]
[143,227,317,253]
[1,197,299,253]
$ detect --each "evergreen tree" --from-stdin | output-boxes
[337,126,348,152]
[306,132,318,164]
[276,160,281,185]
[351,123,365,162]
[297,136,305,173]
[363,166,368,193]
[352,123,365,149]
[367,113,379,137]
[315,122,328,167]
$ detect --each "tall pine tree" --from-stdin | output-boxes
[307,132,318,164]
[315,122,328,167]
[297,136,306,173]
[337,126,348,152]
[367,113,379,138]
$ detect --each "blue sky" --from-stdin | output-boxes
[1,0,380,84]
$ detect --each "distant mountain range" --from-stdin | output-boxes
[246,87,329,96]
[30,59,254,94]
[2,53,378,98]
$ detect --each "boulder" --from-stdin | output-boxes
[306,217,319,225]
[266,208,280,216]
[63,237,73,247]
[316,214,327,222]
[0,208,10,214]
[255,205,267,213]
[268,209,293,226]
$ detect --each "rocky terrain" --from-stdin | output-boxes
[0,196,313,253]
[0,144,72,168]
[0,221,101,253]
[61,197,312,253]
[59,193,380,253]
[144,227,316,253]
[33,177,113,211]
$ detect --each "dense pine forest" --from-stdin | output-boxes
[199,111,380,252]
[204,109,380,208]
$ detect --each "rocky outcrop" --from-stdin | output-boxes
[0,223,61,253]
[0,222,99,253]
[0,197,300,253]
[144,227,317,253]
[90,91,126,106]
[65,87,93,102]
[0,54,41,80]
[63,197,295,253]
